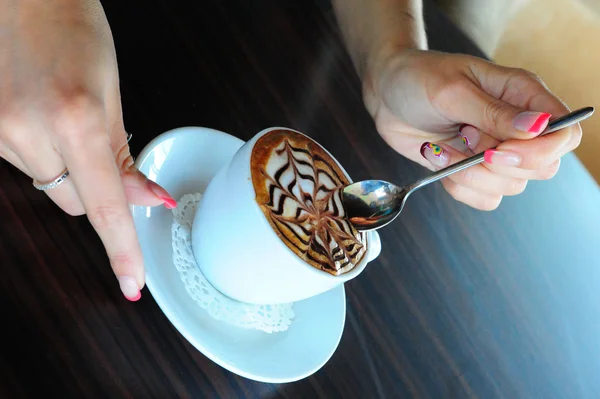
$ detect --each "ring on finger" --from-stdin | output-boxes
[32,167,70,191]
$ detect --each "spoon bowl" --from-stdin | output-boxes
[341,180,408,230]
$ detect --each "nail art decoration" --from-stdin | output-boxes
[483,149,495,163]
[458,125,481,149]
[420,142,449,168]
[118,276,142,302]
[458,124,469,147]
[513,111,552,134]
[148,180,178,209]
[483,149,522,167]
[161,196,178,209]
[420,142,443,157]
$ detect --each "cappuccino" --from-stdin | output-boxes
[251,129,368,276]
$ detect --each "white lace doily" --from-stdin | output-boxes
[171,193,295,333]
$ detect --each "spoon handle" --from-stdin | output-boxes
[409,106,595,192]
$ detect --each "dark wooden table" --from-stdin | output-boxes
[2,1,600,397]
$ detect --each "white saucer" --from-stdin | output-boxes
[131,127,346,383]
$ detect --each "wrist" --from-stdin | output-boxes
[362,7,427,74]
[362,46,420,122]
[361,12,426,102]
[332,0,426,78]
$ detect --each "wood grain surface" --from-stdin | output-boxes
[1,1,599,398]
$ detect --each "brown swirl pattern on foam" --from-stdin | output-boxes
[251,129,367,276]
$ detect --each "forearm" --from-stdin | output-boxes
[331,0,427,79]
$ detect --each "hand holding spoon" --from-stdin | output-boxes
[342,106,595,231]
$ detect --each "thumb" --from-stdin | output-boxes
[113,133,177,209]
[451,82,552,142]
[121,169,177,209]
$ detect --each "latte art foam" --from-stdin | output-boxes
[251,129,367,275]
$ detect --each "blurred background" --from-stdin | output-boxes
[436,0,600,183]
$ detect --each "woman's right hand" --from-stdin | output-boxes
[0,0,176,301]
[363,49,580,211]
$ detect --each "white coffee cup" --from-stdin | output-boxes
[191,127,382,305]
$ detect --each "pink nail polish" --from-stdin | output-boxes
[420,142,450,168]
[458,125,480,149]
[483,149,522,167]
[118,276,141,302]
[161,197,178,209]
[513,111,551,134]
[126,292,141,302]
[147,180,178,209]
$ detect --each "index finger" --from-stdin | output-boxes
[59,127,144,302]
[461,60,577,140]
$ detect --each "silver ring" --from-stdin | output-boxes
[127,133,133,143]
[32,168,70,191]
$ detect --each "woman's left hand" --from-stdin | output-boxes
[362,49,582,210]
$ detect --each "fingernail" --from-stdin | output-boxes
[420,142,450,168]
[513,111,551,134]
[148,180,177,209]
[483,149,522,167]
[458,124,480,149]
[118,276,141,301]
